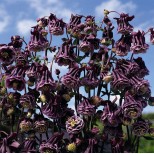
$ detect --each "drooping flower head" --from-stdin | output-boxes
[6,67,26,91]
[28,26,49,52]
[66,115,84,134]
[55,40,77,66]
[48,13,66,35]
[15,51,28,66]
[130,30,149,54]
[39,132,64,153]
[132,119,151,136]
[61,66,82,90]
[149,28,154,44]
[77,98,96,115]
[8,35,23,48]
[122,93,143,119]
[114,13,134,34]
[0,44,15,65]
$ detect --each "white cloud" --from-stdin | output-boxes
[0,5,10,33]
[27,0,76,22]
[16,19,36,35]
[95,0,137,19]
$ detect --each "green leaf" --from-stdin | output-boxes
[1,76,6,87]
[73,39,78,45]
[143,136,154,140]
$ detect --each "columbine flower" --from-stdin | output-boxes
[149,28,154,44]
[8,35,23,48]
[34,120,48,134]
[84,138,97,153]
[79,36,94,53]
[133,57,149,78]
[81,69,99,89]
[61,66,82,90]
[130,76,150,96]
[39,132,64,153]
[6,67,26,91]
[28,26,49,52]
[115,59,139,77]
[20,93,36,109]
[77,98,96,116]
[55,42,76,66]
[114,13,134,34]
[19,119,33,132]
[111,69,131,91]
[15,51,28,66]
[67,14,83,34]
[66,115,84,134]
[48,13,65,35]
[0,132,20,153]
[115,35,131,56]
[132,120,151,136]
[36,66,56,92]
[122,93,143,119]
[130,30,149,54]
[42,95,67,119]
[0,44,15,65]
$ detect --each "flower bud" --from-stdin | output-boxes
[148,97,154,106]
[62,94,71,102]
[104,9,110,15]
[90,96,102,107]
[103,74,113,84]
[40,94,46,103]
[67,143,76,152]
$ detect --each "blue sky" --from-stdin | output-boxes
[0,0,154,113]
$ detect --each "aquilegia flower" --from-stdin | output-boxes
[39,132,64,153]
[130,30,149,54]
[48,13,66,35]
[132,119,151,136]
[0,44,15,65]
[6,67,26,91]
[28,26,49,52]
[122,93,143,119]
[77,98,96,115]
[114,13,134,34]
[66,115,84,134]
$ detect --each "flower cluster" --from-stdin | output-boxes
[0,9,153,153]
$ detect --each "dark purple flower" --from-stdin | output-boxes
[21,138,37,153]
[84,138,97,153]
[37,17,48,28]
[20,93,36,109]
[77,98,96,116]
[6,67,26,91]
[55,42,76,66]
[8,35,23,48]
[81,69,99,89]
[19,119,33,132]
[42,95,67,119]
[67,14,83,33]
[114,13,134,34]
[0,44,15,65]
[66,115,84,134]
[149,28,154,44]
[132,120,151,136]
[148,97,154,106]
[115,59,139,77]
[34,119,48,134]
[36,68,56,92]
[133,57,149,78]
[61,66,82,89]
[115,35,131,56]
[28,26,49,52]
[111,69,131,91]
[122,93,143,119]
[0,132,20,153]
[39,132,64,153]
[130,76,150,96]
[15,51,28,66]
[101,103,121,127]
[48,13,65,35]
[130,30,149,54]
[79,37,94,53]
